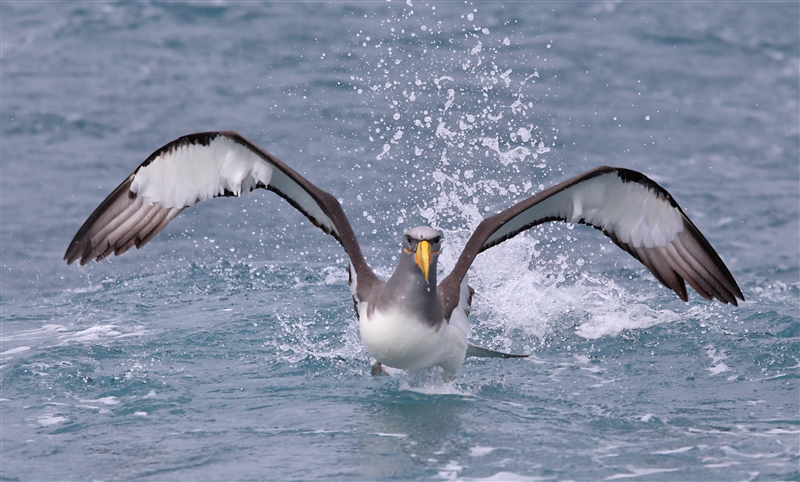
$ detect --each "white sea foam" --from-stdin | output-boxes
[2,322,152,352]
[1,346,30,356]
[605,467,681,479]
[764,428,800,435]
[57,324,152,344]
[469,446,495,457]
[706,347,730,375]
[468,472,549,481]
[58,325,122,342]
[437,460,463,481]
[80,396,120,406]
[652,446,695,455]
[36,414,68,426]
[462,232,681,342]
[575,303,681,340]
[1,324,68,342]
[398,378,474,397]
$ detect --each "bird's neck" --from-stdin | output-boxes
[377,259,441,325]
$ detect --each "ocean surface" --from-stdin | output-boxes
[1,2,798,480]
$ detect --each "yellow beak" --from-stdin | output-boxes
[415,240,432,281]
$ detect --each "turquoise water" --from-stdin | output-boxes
[2,2,798,480]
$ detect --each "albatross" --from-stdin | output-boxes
[64,131,744,378]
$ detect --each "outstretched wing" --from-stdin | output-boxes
[439,166,744,316]
[64,131,380,295]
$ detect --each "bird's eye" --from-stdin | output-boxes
[431,236,441,244]
[405,235,413,244]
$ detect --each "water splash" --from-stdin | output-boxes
[344,3,559,240]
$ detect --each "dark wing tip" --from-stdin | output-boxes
[64,177,135,265]
[677,219,745,305]
[64,132,249,267]
[601,171,744,306]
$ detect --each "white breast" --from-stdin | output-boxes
[358,304,467,375]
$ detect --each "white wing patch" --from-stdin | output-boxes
[483,171,684,251]
[576,176,684,248]
[65,132,347,265]
[131,136,273,208]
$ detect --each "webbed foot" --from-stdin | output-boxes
[370,359,390,376]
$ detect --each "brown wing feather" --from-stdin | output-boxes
[64,131,380,299]
[439,166,743,318]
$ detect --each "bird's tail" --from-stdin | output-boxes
[466,343,528,359]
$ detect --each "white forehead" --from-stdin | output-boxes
[405,226,441,240]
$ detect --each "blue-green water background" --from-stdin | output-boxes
[1,2,798,480]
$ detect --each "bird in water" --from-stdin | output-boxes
[65,131,744,379]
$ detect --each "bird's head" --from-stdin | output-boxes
[402,226,442,282]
